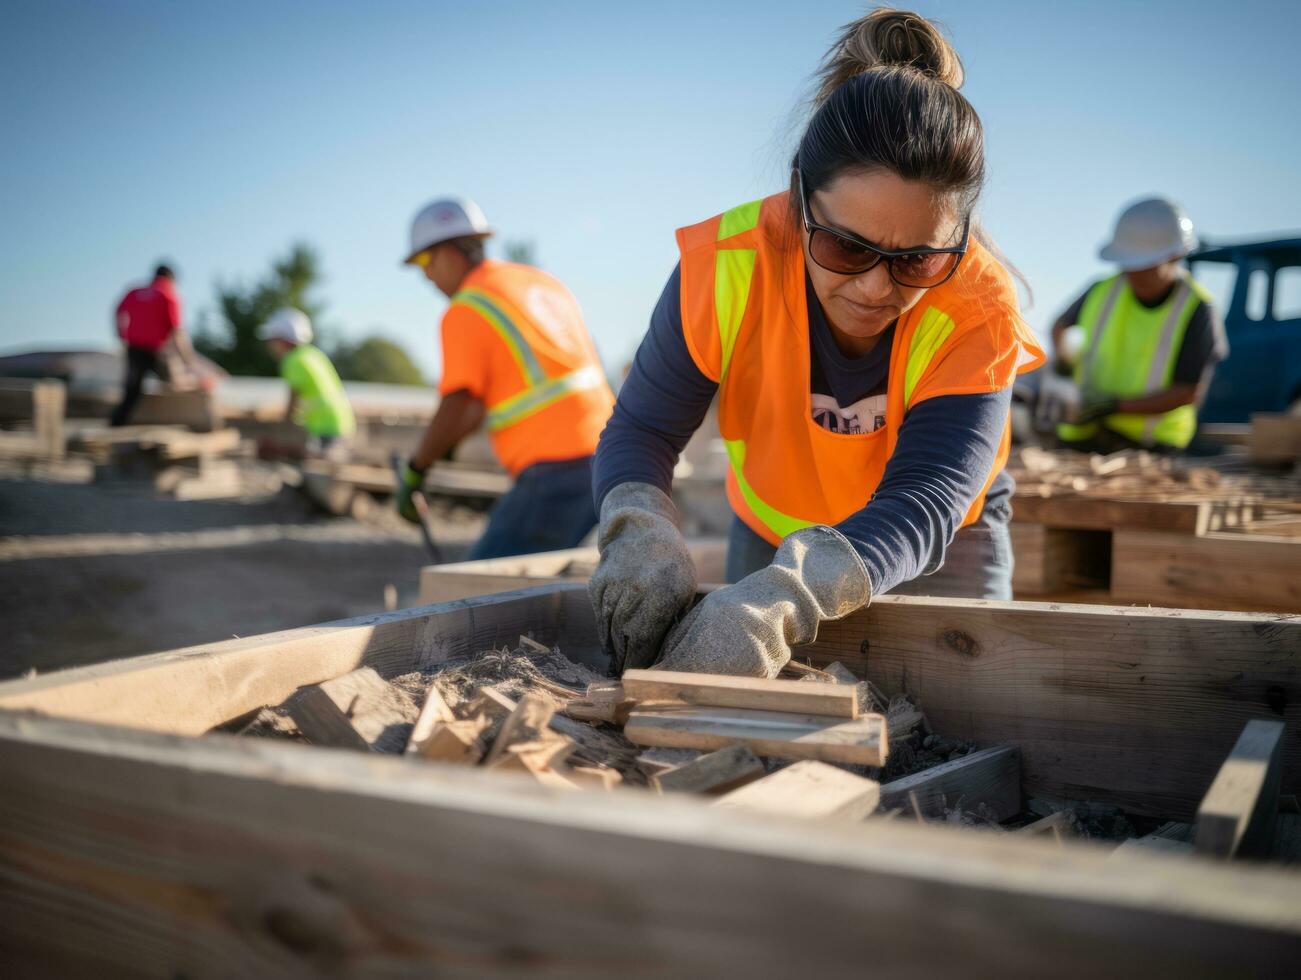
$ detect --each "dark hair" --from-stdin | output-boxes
[450,236,486,266]
[794,8,984,218]
[154,263,175,280]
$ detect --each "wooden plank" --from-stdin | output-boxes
[651,743,764,795]
[811,597,1301,820]
[1012,494,1243,535]
[405,685,456,754]
[31,379,65,460]
[1249,413,1301,465]
[1195,719,1286,859]
[283,667,417,752]
[714,761,880,820]
[5,714,1301,978]
[413,718,488,764]
[624,705,886,766]
[622,669,859,719]
[0,584,602,736]
[879,746,1021,821]
[1111,529,1301,613]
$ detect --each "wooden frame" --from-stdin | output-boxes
[2,588,1299,974]
[418,540,728,604]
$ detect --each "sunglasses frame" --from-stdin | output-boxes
[796,168,970,288]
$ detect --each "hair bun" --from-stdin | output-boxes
[815,7,964,105]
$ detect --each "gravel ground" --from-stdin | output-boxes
[0,472,487,678]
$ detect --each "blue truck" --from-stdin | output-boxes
[1190,236,1301,422]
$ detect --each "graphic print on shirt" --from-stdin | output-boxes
[525,283,583,356]
[811,392,887,435]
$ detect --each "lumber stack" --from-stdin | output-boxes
[1006,446,1301,610]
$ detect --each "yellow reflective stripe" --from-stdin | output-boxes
[725,438,811,539]
[716,249,757,378]
[485,364,605,433]
[903,306,957,410]
[718,199,763,240]
[454,288,545,386]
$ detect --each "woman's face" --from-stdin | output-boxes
[802,169,962,352]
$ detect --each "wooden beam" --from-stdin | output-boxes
[714,761,880,820]
[1111,530,1301,613]
[1195,719,1286,859]
[879,746,1021,821]
[624,705,886,766]
[651,744,764,795]
[1012,494,1259,535]
[1010,523,1110,595]
[4,713,1301,976]
[283,667,417,752]
[1248,413,1301,465]
[621,669,859,719]
[812,596,1301,820]
[0,584,602,736]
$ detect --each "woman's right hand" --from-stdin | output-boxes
[589,482,698,675]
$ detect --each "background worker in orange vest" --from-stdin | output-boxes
[397,197,615,560]
[590,9,1044,677]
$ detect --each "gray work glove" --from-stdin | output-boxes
[589,482,698,676]
[658,525,871,678]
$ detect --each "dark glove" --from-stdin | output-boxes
[395,460,426,524]
[1075,399,1118,425]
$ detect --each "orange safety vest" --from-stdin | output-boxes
[441,260,615,476]
[677,193,1044,546]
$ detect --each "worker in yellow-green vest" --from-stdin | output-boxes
[1046,198,1227,452]
[259,308,356,459]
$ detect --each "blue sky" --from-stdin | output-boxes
[2,0,1298,378]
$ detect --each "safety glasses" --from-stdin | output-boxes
[410,250,433,267]
[796,169,969,288]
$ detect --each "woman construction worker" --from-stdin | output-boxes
[397,197,615,559]
[1044,197,1228,453]
[590,8,1044,678]
[259,307,356,459]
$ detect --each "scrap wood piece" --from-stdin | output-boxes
[651,743,764,796]
[714,761,880,820]
[483,692,557,766]
[635,747,701,777]
[568,765,623,791]
[416,717,490,764]
[879,746,1020,822]
[1195,719,1285,859]
[489,736,576,774]
[622,669,859,720]
[562,680,633,725]
[1014,810,1076,843]
[624,705,886,767]
[284,667,417,752]
[780,660,835,683]
[1108,822,1194,861]
[405,684,457,754]
[821,662,861,685]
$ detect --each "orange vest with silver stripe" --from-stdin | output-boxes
[447,261,614,475]
[677,192,1045,546]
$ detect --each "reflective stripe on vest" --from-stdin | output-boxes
[712,199,960,541]
[1079,277,1126,396]
[485,363,606,432]
[1140,279,1192,443]
[453,288,545,386]
[453,286,600,434]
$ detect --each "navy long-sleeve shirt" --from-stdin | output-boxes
[594,264,1014,596]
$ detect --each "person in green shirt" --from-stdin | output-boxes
[259,308,356,457]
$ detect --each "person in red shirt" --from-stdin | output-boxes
[110,263,203,426]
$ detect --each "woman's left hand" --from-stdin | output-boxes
[657,526,872,678]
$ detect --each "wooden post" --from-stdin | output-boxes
[1195,719,1285,859]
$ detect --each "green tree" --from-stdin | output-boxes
[196,244,324,377]
[331,336,426,386]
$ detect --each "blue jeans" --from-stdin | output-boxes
[467,456,598,561]
[725,512,1014,600]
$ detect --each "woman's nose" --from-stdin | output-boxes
[851,262,896,304]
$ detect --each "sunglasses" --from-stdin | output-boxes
[796,169,969,288]
[411,250,434,267]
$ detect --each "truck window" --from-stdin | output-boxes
[1190,262,1236,314]
[1245,268,1270,321]
[1273,266,1301,320]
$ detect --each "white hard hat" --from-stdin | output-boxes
[257,307,313,345]
[1098,197,1198,271]
[404,197,493,264]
